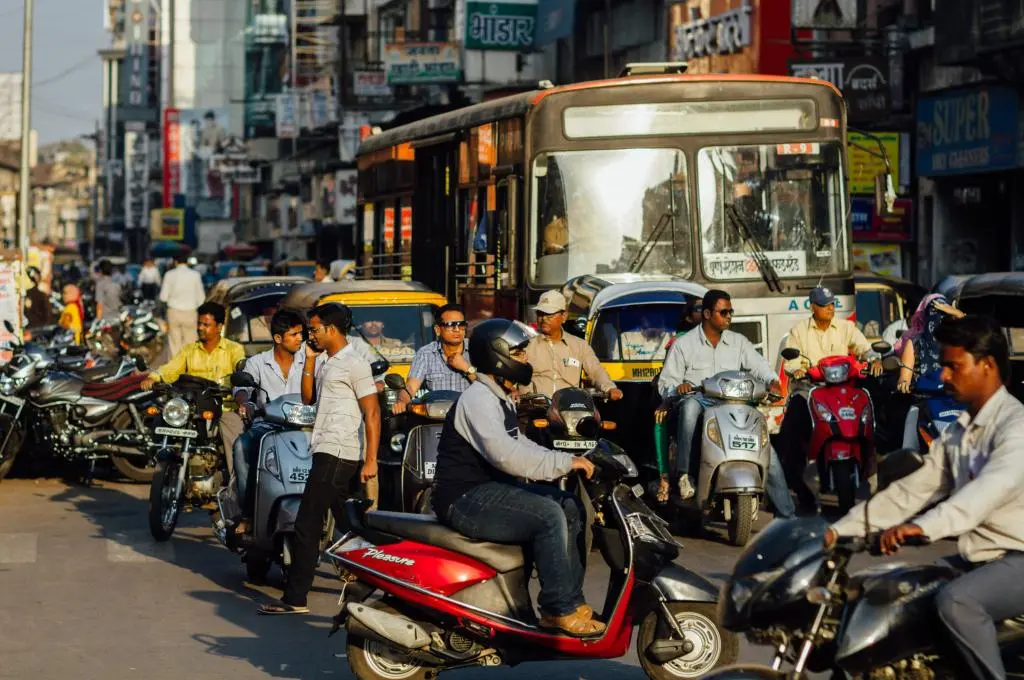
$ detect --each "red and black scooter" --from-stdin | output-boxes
[325,440,738,680]
[781,343,892,514]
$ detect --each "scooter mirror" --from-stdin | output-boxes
[881,356,902,372]
[230,370,258,389]
[3,319,12,333]
[384,373,406,391]
[780,347,801,361]
[871,341,893,355]
[370,359,390,376]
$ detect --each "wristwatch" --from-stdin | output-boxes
[465,366,477,378]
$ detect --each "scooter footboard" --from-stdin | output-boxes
[714,461,763,494]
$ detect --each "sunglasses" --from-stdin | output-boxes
[716,308,734,317]
[438,321,467,329]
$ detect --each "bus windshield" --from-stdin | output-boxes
[697,142,848,281]
[530,148,691,286]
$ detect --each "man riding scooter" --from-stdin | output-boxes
[655,290,794,518]
[231,309,327,535]
[433,318,603,637]
[777,286,882,514]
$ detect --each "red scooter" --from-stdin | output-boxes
[781,345,890,514]
[326,440,738,680]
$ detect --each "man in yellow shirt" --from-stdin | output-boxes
[141,302,246,473]
[777,286,881,513]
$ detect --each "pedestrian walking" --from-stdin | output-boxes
[139,259,162,301]
[160,253,206,357]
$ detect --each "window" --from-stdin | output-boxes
[855,288,898,340]
[350,304,436,363]
[590,302,699,361]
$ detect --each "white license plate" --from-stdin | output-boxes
[288,466,311,483]
[838,406,857,421]
[553,439,598,450]
[0,395,24,407]
[728,433,758,451]
[155,426,198,438]
[424,461,436,479]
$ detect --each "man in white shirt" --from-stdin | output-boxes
[160,254,207,356]
[258,302,380,615]
[826,315,1024,680]
[139,259,162,301]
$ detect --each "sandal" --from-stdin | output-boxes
[257,602,310,615]
[539,610,606,638]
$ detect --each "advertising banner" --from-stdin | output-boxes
[150,208,185,241]
[917,86,1019,176]
[124,123,150,230]
[119,0,154,121]
[353,71,392,97]
[211,138,261,184]
[383,206,395,246]
[276,93,298,138]
[400,206,412,240]
[383,43,461,84]
[853,242,903,277]
[465,0,537,50]
[163,108,181,207]
[169,108,232,220]
[0,253,21,361]
[792,0,857,29]
[851,197,914,241]
[848,132,900,195]
[244,0,289,138]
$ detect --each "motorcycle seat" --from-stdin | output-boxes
[81,372,146,401]
[70,363,120,382]
[364,510,525,573]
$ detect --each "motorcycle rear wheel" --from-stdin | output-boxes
[347,604,428,680]
[148,459,183,541]
[637,602,737,679]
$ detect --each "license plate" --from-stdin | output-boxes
[423,461,436,479]
[288,466,310,483]
[552,439,598,450]
[728,433,758,451]
[0,395,24,407]
[838,406,857,421]
[155,426,198,438]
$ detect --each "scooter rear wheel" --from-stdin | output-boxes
[347,604,428,680]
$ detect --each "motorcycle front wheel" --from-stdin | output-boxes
[148,459,183,541]
[637,603,738,680]
[0,416,23,483]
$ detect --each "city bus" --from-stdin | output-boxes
[356,64,866,364]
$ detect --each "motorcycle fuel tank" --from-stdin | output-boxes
[30,372,85,405]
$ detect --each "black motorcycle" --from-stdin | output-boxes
[148,375,231,541]
[519,387,616,455]
[706,449,1024,680]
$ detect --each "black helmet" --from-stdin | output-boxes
[469,318,534,386]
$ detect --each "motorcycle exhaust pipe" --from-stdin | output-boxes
[345,602,431,651]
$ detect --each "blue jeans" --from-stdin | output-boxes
[672,396,795,519]
[233,420,278,517]
[447,481,585,617]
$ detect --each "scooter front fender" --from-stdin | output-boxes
[273,496,302,536]
[651,562,718,603]
[714,460,763,494]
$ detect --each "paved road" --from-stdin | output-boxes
[0,477,954,680]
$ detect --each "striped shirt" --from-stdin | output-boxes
[408,340,472,393]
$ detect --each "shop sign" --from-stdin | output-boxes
[119,0,154,121]
[848,132,900,195]
[917,86,1019,176]
[150,208,185,241]
[789,58,889,122]
[383,43,461,85]
[383,207,395,244]
[850,197,913,242]
[335,170,357,225]
[353,71,392,97]
[850,197,873,234]
[400,206,412,240]
[124,123,150,231]
[853,242,903,278]
[465,0,536,50]
[672,0,752,61]
[162,108,181,207]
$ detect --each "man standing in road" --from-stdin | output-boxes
[525,290,623,401]
[160,254,206,356]
[95,259,123,321]
[258,302,380,615]
[394,304,475,413]
[139,259,162,301]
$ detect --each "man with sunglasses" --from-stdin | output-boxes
[657,290,791,515]
[525,290,623,401]
[394,304,475,414]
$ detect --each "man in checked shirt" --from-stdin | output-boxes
[393,304,477,413]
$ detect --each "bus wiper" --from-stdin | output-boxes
[629,172,679,273]
[725,203,782,293]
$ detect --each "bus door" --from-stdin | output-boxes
[412,141,458,298]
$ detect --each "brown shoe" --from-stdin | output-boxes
[575,604,594,620]
[539,609,606,638]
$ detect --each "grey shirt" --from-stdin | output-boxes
[95,275,122,320]
[833,387,1024,562]
[452,374,576,481]
[657,325,777,399]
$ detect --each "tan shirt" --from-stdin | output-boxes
[784,317,873,373]
[833,387,1024,563]
[525,333,616,397]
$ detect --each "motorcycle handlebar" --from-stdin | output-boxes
[834,532,932,556]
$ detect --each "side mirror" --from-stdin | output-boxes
[384,373,406,391]
[877,448,925,489]
[881,356,902,372]
[370,360,390,376]
[874,172,896,216]
[780,347,801,361]
[871,341,893,355]
[230,371,258,389]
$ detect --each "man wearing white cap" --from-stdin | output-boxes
[524,290,623,401]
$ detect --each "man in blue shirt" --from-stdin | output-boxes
[393,304,476,413]
[232,309,326,532]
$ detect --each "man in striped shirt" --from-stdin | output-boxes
[393,304,476,413]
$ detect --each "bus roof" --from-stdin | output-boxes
[358,74,841,156]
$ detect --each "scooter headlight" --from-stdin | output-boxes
[162,398,190,427]
[706,416,723,447]
[719,377,755,400]
[284,403,316,426]
[822,364,850,384]
[562,410,590,437]
[813,400,834,423]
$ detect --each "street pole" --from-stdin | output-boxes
[16,0,33,259]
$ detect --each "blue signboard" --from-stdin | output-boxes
[534,0,574,45]
[851,197,873,234]
[917,86,1019,176]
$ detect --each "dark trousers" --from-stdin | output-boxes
[448,481,585,617]
[777,394,816,508]
[936,552,1024,680]
[282,453,360,607]
[141,282,159,301]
